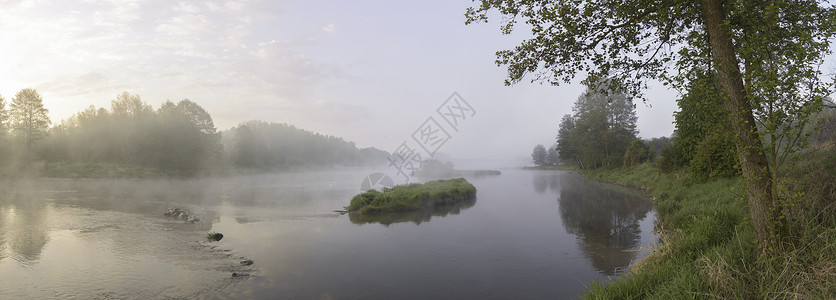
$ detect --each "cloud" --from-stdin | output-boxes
[0,0,369,137]
[174,2,200,14]
[156,14,212,36]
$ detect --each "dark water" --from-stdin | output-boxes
[0,169,655,299]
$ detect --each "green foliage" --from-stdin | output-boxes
[348,178,476,215]
[664,72,740,179]
[556,86,638,169]
[809,101,836,146]
[467,0,836,250]
[689,130,740,179]
[646,137,669,160]
[583,160,836,299]
[623,139,653,167]
[531,144,547,166]
[658,140,687,173]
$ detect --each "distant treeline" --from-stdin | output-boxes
[222,120,388,170]
[550,85,656,170]
[543,81,836,181]
[0,89,387,177]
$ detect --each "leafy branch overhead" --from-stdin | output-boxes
[467,0,836,251]
[466,0,835,102]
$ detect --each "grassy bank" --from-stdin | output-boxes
[348,178,476,215]
[582,159,836,299]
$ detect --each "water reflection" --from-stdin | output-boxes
[533,171,653,275]
[348,197,477,226]
[0,170,656,299]
[0,199,50,263]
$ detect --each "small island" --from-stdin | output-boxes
[348,178,477,215]
[411,159,500,180]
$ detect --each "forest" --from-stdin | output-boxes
[0,90,388,177]
[481,0,836,297]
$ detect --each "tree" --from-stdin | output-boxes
[672,73,740,179]
[111,91,152,117]
[555,86,638,169]
[10,88,51,159]
[0,93,7,136]
[545,144,560,166]
[152,99,221,175]
[225,120,389,170]
[233,124,259,168]
[647,137,670,160]
[531,144,547,166]
[466,0,836,250]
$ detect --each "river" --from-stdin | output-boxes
[0,169,655,299]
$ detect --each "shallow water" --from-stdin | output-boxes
[0,169,655,299]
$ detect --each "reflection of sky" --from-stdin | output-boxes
[0,202,51,264]
[0,181,250,299]
[0,170,658,298]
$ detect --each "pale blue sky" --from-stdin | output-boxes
[0,0,681,162]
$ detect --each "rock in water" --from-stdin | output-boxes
[207,232,223,241]
[165,208,200,223]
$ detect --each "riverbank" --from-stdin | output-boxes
[580,160,836,298]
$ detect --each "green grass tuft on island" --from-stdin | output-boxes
[348,178,476,215]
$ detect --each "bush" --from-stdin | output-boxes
[658,142,688,173]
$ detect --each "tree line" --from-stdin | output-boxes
[471,0,835,251]
[0,89,387,177]
[531,85,655,169]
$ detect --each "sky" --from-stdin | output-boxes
[0,0,680,163]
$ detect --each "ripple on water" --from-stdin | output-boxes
[0,205,254,299]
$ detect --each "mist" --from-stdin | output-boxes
[0,1,686,299]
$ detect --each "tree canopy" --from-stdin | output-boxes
[10,88,51,157]
[467,0,836,250]
[0,90,388,177]
[556,86,638,169]
[531,144,547,166]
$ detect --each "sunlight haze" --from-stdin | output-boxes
[0,0,677,162]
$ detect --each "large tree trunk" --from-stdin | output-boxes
[699,0,781,251]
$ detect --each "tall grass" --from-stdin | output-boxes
[583,156,836,299]
[348,178,476,215]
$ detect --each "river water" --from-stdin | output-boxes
[0,169,655,299]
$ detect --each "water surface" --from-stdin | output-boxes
[0,169,655,299]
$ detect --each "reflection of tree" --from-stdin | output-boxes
[533,173,547,194]
[532,171,563,194]
[2,200,50,263]
[555,175,652,275]
[349,197,477,226]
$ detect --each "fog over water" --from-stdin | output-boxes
[0,170,655,299]
[0,1,674,299]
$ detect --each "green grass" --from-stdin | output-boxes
[582,159,836,299]
[348,178,476,215]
